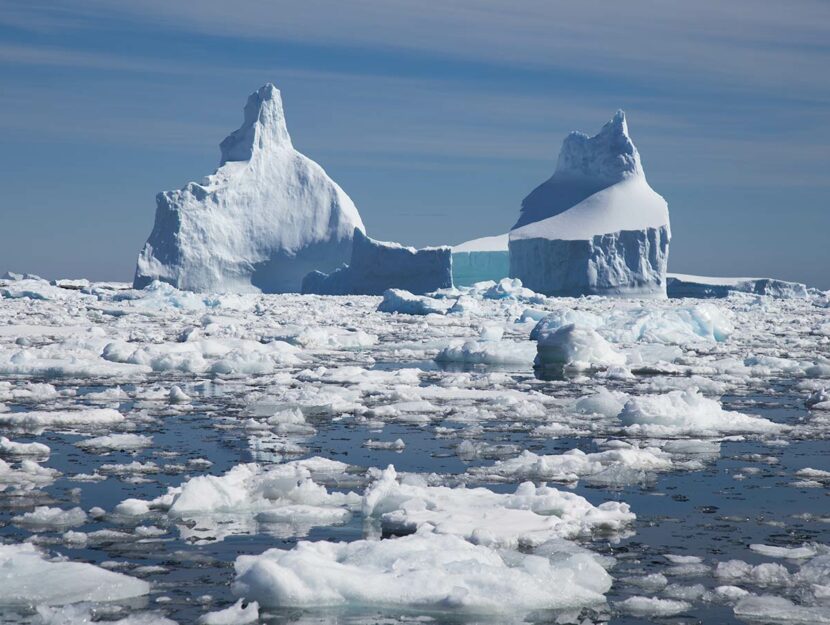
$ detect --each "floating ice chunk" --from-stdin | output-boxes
[448,295,482,315]
[616,596,690,617]
[0,408,125,433]
[36,604,178,624]
[619,389,783,436]
[101,339,300,375]
[469,445,671,485]
[711,585,750,602]
[376,289,450,315]
[363,439,406,451]
[750,544,818,559]
[290,326,377,349]
[363,466,634,548]
[807,389,830,409]
[607,303,734,344]
[664,554,703,564]
[121,459,359,542]
[12,506,87,530]
[435,337,536,366]
[114,499,152,517]
[481,278,541,302]
[625,573,668,592]
[715,560,792,585]
[534,324,626,370]
[198,599,259,625]
[0,459,59,492]
[169,385,191,403]
[573,388,629,417]
[76,434,153,452]
[233,528,611,611]
[530,310,604,341]
[0,279,72,301]
[0,543,149,605]
[734,595,830,624]
[0,436,50,457]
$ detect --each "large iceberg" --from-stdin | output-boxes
[134,84,365,293]
[452,233,509,286]
[666,273,808,299]
[302,229,452,295]
[509,111,670,297]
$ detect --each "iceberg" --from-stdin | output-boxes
[134,84,365,293]
[666,273,808,299]
[509,111,670,297]
[451,233,509,286]
[302,229,452,295]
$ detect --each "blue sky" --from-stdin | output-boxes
[1,1,828,287]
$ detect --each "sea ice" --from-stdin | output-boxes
[0,543,149,605]
[619,389,783,436]
[232,528,611,611]
[363,465,634,547]
[534,323,626,370]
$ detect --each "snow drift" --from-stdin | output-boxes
[509,111,670,297]
[302,229,452,295]
[134,84,365,293]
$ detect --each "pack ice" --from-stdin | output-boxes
[302,229,452,295]
[134,84,365,293]
[509,111,670,297]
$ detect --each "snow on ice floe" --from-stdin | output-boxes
[509,111,670,297]
[619,388,784,437]
[0,408,125,433]
[133,84,365,293]
[117,458,359,542]
[0,543,149,605]
[468,444,672,485]
[534,323,627,370]
[198,599,259,625]
[232,528,611,612]
[363,465,634,547]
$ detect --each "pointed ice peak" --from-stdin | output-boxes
[219,83,292,164]
[554,109,642,183]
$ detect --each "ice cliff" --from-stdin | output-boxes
[509,111,670,297]
[302,229,452,295]
[134,84,365,293]
[452,233,509,286]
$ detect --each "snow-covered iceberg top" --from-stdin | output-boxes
[134,83,365,293]
[510,176,668,242]
[508,111,670,297]
[452,232,509,252]
[510,111,669,240]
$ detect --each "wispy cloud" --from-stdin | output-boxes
[11,0,829,99]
